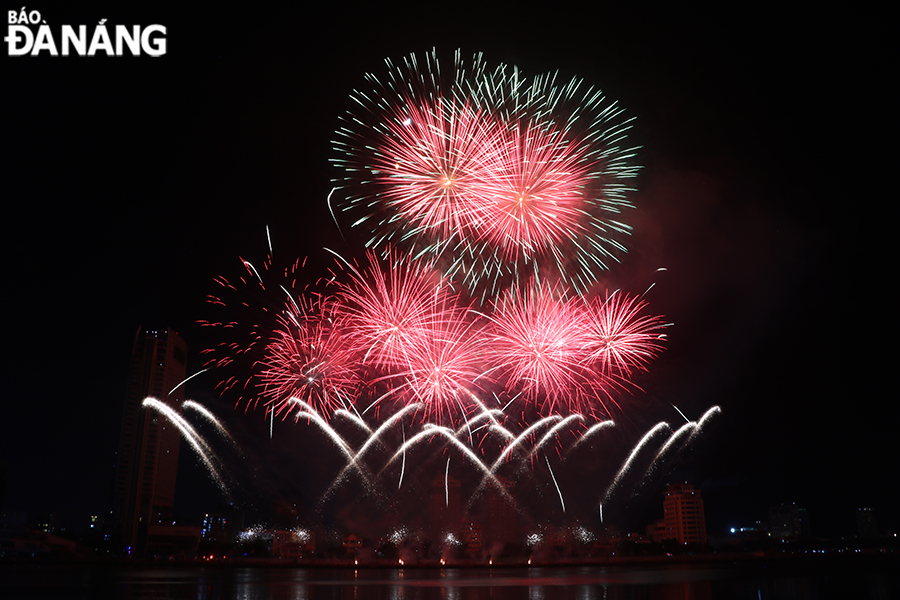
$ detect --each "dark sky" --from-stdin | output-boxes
[2,4,891,540]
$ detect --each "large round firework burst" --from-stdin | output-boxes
[485,282,593,415]
[332,52,499,250]
[258,294,361,419]
[332,50,640,299]
[485,282,670,416]
[332,250,489,422]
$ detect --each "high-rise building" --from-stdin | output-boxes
[661,482,707,545]
[112,326,187,555]
[857,507,878,538]
[768,503,809,539]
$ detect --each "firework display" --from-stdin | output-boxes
[145,396,721,539]
[332,50,639,297]
[157,50,720,545]
[203,250,665,422]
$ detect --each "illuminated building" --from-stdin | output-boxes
[461,520,483,557]
[768,503,809,540]
[857,507,878,538]
[661,482,707,545]
[112,326,187,555]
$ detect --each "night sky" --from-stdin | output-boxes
[2,4,891,540]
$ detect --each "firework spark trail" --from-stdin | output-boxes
[632,407,722,498]
[398,423,406,489]
[464,415,562,503]
[487,422,516,442]
[445,457,451,506]
[566,419,616,455]
[373,424,443,480]
[684,405,721,444]
[322,403,423,498]
[142,398,230,494]
[168,369,209,396]
[426,425,516,503]
[492,415,563,468]
[671,403,690,423]
[461,390,504,426]
[288,399,376,489]
[455,409,503,436]
[619,421,699,502]
[652,421,697,464]
[379,424,513,502]
[529,413,584,459]
[545,455,565,513]
[242,259,264,286]
[334,409,373,435]
[183,400,237,446]
[600,421,670,505]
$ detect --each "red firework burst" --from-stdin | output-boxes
[333,251,450,372]
[377,297,488,422]
[373,100,502,243]
[334,52,641,296]
[486,283,593,413]
[332,251,490,421]
[582,291,668,379]
[258,295,360,418]
[470,116,594,262]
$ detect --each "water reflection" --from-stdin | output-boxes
[0,562,898,599]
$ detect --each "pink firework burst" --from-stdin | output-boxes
[332,251,450,372]
[335,52,641,296]
[258,295,360,419]
[378,297,488,423]
[334,51,502,252]
[470,115,593,263]
[332,251,490,422]
[582,291,668,379]
[486,283,593,414]
[372,99,501,243]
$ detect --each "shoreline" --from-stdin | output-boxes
[3,549,898,569]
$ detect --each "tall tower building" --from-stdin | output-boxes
[662,482,707,545]
[768,503,809,539]
[857,507,878,538]
[113,326,187,555]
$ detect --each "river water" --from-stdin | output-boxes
[1,560,898,599]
